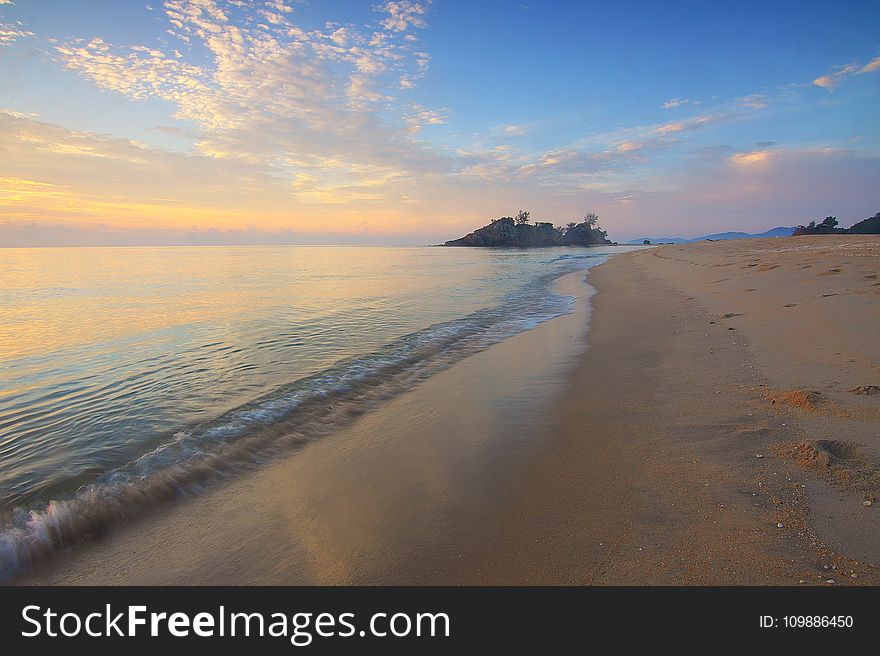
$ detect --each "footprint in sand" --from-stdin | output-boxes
[723,312,744,318]
[865,274,878,280]
[772,440,880,494]
[757,263,779,272]
[818,268,844,276]
[783,303,798,307]
[822,293,839,298]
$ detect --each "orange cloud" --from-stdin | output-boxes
[813,56,880,91]
[729,150,772,165]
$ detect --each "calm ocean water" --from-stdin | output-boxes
[0,244,621,575]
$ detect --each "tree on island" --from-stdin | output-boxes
[794,215,844,236]
[442,209,612,247]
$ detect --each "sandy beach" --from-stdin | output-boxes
[475,235,880,584]
[18,235,880,585]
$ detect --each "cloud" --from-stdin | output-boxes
[452,93,771,190]
[0,107,455,241]
[56,2,435,131]
[616,141,645,153]
[650,109,736,138]
[661,97,689,109]
[265,1,295,14]
[0,109,329,227]
[654,121,684,135]
[454,140,650,187]
[729,149,772,165]
[735,93,768,109]
[52,0,445,196]
[6,103,878,246]
[0,21,32,46]
[377,1,431,32]
[596,146,880,240]
[6,4,876,247]
[404,103,447,133]
[813,55,880,91]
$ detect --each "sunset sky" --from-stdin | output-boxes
[1,0,878,245]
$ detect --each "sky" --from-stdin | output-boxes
[0,0,878,246]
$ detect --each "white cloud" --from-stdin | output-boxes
[265,1,294,15]
[661,97,689,109]
[53,0,445,190]
[377,1,431,32]
[405,103,447,133]
[0,21,32,46]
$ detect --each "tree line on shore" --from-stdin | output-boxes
[794,211,880,236]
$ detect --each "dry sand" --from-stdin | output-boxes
[19,235,880,585]
[468,235,880,584]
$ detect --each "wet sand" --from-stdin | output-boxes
[20,236,880,585]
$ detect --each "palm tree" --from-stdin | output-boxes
[584,212,599,229]
[565,221,577,234]
[515,209,530,225]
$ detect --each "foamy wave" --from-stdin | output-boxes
[0,265,588,579]
[543,253,605,264]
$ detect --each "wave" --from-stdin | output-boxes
[542,253,605,264]
[0,261,597,580]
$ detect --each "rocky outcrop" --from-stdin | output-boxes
[444,217,611,247]
[562,221,610,246]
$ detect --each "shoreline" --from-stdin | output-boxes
[18,270,600,584]
[17,236,880,585]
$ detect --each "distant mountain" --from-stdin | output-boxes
[628,226,795,245]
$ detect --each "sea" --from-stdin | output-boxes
[0,244,625,577]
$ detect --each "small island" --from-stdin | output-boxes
[444,210,612,247]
